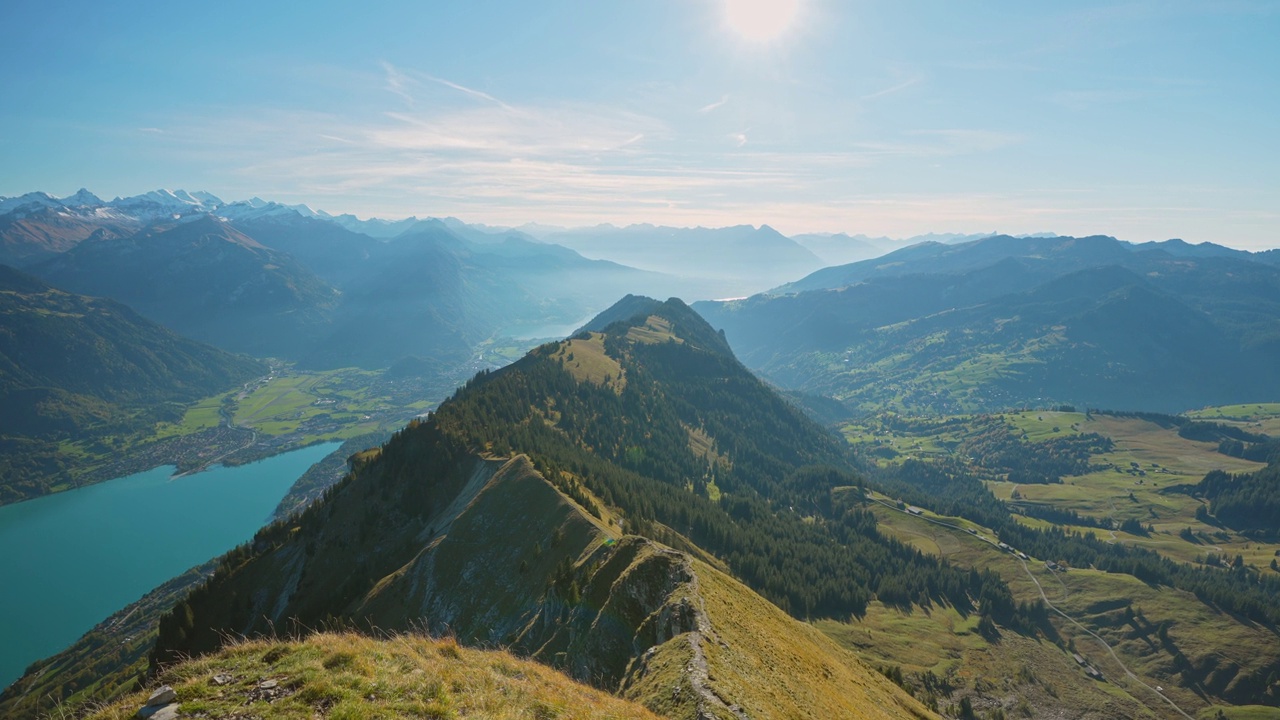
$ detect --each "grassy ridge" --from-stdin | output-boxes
[85,632,662,720]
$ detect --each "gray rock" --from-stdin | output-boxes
[145,686,176,707]
[211,673,234,686]
[136,703,178,720]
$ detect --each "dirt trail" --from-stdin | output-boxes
[1018,556,1192,720]
[678,555,749,720]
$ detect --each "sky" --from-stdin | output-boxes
[2,0,1277,248]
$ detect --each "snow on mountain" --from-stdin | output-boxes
[217,198,308,222]
[0,192,64,215]
[107,189,226,221]
[287,203,329,219]
[3,188,332,229]
[183,190,224,206]
[59,188,104,208]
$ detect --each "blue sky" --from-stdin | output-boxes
[2,0,1277,247]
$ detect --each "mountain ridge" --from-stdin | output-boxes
[34,215,339,359]
[124,297,969,719]
[696,235,1280,413]
[0,264,264,502]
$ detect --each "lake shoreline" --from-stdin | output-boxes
[0,441,341,690]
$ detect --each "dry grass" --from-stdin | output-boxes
[690,558,938,720]
[551,334,626,392]
[81,632,662,720]
[625,316,682,345]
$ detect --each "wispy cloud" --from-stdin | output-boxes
[860,76,923,101]
[122,63,1045,235]
[138,127,164,134]
[381,61,515,112]
[381,61,415,106]
[419,73,515,111]
[698,95,730,114]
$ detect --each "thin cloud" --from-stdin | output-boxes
[381,61,416,105]
[860,76,923,101]
[420,73,515,111]
[138,127,164,134]
[698,95,730,114]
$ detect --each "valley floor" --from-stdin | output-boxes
[830,404,1280,718]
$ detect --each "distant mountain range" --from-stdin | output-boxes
[0,189,682,370]
[788,231,1061,267]
[536,223,826,298]
[0,187,1086,307]
[5,187,1276,412]
[35,216,339,359]
[696,234,1280,413]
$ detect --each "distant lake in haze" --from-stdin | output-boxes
[507,314,597,341]
[0,442,341,690]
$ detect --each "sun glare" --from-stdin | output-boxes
[724,0,800,43]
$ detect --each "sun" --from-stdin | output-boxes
[723,0,801,43]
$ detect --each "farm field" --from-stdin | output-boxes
[829,403,1280,715]
[831,492,1280,718]
[49,363,462,491]
[843,407,1280,571]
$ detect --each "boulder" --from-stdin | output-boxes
[144,686,176,707]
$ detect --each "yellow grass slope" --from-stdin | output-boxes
[83,632,662,720]
[688,556,937,720]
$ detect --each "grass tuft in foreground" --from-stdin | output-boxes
[83,632,661,720]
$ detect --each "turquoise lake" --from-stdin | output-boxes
[0,442,341,690]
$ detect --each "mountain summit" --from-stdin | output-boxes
[133,297,949,719]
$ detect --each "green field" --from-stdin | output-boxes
[822,500,1160,717]
[844,406,1279,571]
[847,496,1280,718]
[47,364,448,493]
[1188,403,1280,436]
[833,404,1280,716]
[151,365,438,443]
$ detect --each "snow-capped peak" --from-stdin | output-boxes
[0,191,63,215]
[183,190,224,206]
[216,199,303,221]
[60,188,104,207]
[107,189,226,221]
[288,203,329,219]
